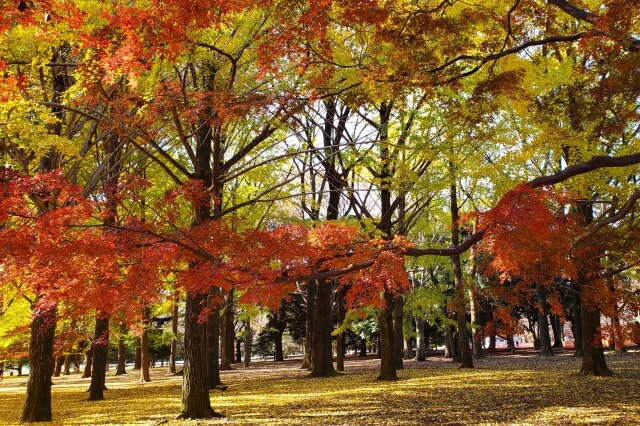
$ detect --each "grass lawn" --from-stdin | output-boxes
[1,349,638,425]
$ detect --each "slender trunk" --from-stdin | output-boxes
[444,325,454,359]
[393,296,404,369]
[219,302,231,370]
[302,281,316,369]
[207,290,222,388]
[507,334,516,355]
[571,285,583,356]
[450,179,473,368]
[611,306,626,354]
[220,290,235,369]
[243,319,252,368]
[53,355,64,377]
[177,292,219,419]
[116,322,127,375]
[536,284,554,356]
[140,306,151,383]
[235,338,242,363]
[469,287,484,358]
[551,315,564,348]
[310,279,336,377]
[377,289,397,380]
[21,304,56,422]
[415,317,426,361]
[358,337,367,357]
[336,289,345,372]
[134,339,142,370]
[169,296,179,374]
[82,347,93,378]
[226,293,235,364]
[88,315,109,400]
[63,354,71,375]
[489,334,496,352]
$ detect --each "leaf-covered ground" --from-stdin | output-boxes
[1,349,639,425]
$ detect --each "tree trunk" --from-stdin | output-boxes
[88,315,109,400]
[134,339,142,370]
[507,334,516,354]
[377,289,397,381]
[489,334,496,352]
[177,292,219,419]
[536,284,554,356]
[336,289,345,372]
[469,287,484,358]
[243,319,252,368]
[415,317,426,361]
[551,315,564,348]
[207,291,222,388]
[220,290,234,369]
[169,296,179,374]
[226,293,235,364]
[310,279,336,377]
[274,330,284,362]
[140,306,151,383]
[579,302,612,376]
[450,179,473,369]
[611,307,626,354]
[235,338,242,363]
[358,337,367,357]
[21,304,57,422]
[444,325,454,359]
[393,296,404,369]
[82,347,93,378]
[53,355,64,377]
[63,354,71,375]
[116,322,127,375]
[571,286,583,357]
[302,281,316,369]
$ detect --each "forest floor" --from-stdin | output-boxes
[0,348,639,425]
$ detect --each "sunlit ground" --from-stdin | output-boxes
[1,349,639,425]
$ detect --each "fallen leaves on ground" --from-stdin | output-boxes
[0,349,638,425]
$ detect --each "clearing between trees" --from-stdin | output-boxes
[1,349,638,425]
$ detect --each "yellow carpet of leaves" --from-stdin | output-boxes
[1,349,638,425]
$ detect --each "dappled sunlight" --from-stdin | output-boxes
[1,351,639,425]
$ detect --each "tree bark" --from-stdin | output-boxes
[610,303,626,353]
[169,295,179,374]
[336,289,345,372]
[469,287,484,358]
[235,337,242,363]
[449,178,473,368]
[415,317,426,361]
[358,337,367,357]
[302,281,316,369]
[377,289,397,381]
[571,285,583,357]
[243,319,252,368]
[393,296,404,369]
[226,293,235,364]
[63,354,72,375]
[116,322,127,375]
[536,284,554,356]
[310,279,336,377]
[134,339,141,370]
[551,315,564,348]
[88,315,109,400]
[53,355,64,377]
[82,347,93,378]
[489,334,496,352]
[140,306,151,383]
[21,304,57,422]
[579,299,613,376]
[177,292,219,419]
[207,291,222,388]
